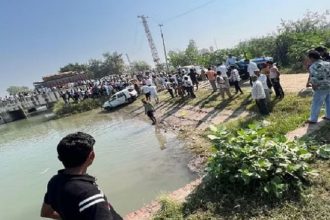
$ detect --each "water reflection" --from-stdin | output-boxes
[0,110,196,219]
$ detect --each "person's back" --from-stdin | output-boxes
[252,80,265,100]
[309,60,330,90]
[206,69,216,81]
[189,70,197,81]
[41,132,122,220]
[148,85,158,96]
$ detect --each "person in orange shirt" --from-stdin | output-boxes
[206,67,217,92]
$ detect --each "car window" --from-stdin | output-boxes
[110,96,116,101]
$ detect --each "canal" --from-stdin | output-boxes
[0,110,196,219]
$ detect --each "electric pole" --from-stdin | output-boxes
[159,24,169,73]
[137,15,161,68]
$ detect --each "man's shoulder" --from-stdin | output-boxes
[311,60,330,70]
[49,172,96,191]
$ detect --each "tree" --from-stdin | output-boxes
[59,63,88,73]
[168,40,200,68]
[131,60,151,73]
[101,52,125,76]
[185,40,199,64]
[168,50,189,68]
[88,59,103,79]
[7,86,31,95]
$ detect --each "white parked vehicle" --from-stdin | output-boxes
[103,88,138,111]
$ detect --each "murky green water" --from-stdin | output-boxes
[0,110,196,219]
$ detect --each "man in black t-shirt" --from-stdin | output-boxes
[188,68,199,90]
[41,132,122,220]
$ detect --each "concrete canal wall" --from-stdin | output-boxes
[0,91,60,125]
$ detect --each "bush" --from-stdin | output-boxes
[53,99,101,116]
[206,124,315,199]
[153,197,183,220]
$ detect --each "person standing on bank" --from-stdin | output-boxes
[216,71,232,99]
[188,68,199,90]
[142,98,157,125]
[245,59,260,86]
[267,61,284,99]
[41,132,122,220]
[251,76,269,115]
[229,66,243,94]
[164,78,175,99]
[206,67,217,92]
[305,50,330,124]
[256,66,271,103]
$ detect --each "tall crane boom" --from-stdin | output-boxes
[125,53,132,66]
[138,15,161,67]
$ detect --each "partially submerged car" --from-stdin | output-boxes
[103,88,138,111]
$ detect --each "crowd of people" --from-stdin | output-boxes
[37,47,330,220]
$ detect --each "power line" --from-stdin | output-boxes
[162,0,216,24]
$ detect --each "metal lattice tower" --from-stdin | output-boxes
[125,53,132,66]
[138,15,161,67]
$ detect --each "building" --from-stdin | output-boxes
[33,71,88,88]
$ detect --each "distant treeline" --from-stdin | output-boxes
[168,11,330,72]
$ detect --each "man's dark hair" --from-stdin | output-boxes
[57,132,95,168]
[308,50,321,60]
[315,46,327,53]
[266,61,274,65]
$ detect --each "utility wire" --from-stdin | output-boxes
[162,0,216,24]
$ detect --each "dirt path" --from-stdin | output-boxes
[278,73,308,92]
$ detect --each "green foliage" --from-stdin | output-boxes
[6,86,31,95]
[206,124,314,199]
[59,51,126,79]
[153,196,183,220]
[168,11,330,72]
[130,60,151,73]
[301,123,330,159]
[53,99,100,116]
[101,52,126,76]
[59,63,89,73]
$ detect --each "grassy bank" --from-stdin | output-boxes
[225,93,312,135]
[53,98,104,117]
[154,92,330,219]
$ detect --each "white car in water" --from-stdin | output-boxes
[103,88,138,111]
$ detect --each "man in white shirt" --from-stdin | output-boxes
[183,76,196,98]
[216,63,228,77]
[256,72,270,103]
[216,63,230,87]
[142,84,151,101]
[245,59,260,86]
[226,54,237,67]
[251,76,269,115]
[148,85,159,103]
